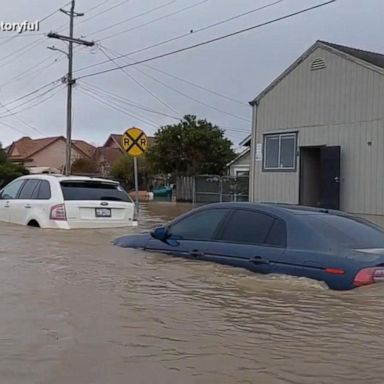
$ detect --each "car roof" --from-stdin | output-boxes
[199,202,346,218]
[18,174,119,184]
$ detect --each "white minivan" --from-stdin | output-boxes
[0,175,137,229]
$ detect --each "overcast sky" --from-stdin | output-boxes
[0,0,383,148]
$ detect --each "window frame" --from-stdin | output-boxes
[214,208,287,248]
[0,179,26,200]
[36,180,52,200]
[18,179,41,200]
[167,208,231,242]
[263,132,297,172]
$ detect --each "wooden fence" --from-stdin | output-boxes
[175,176,194,202]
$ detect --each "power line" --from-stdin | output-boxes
[0,85,64,119]
[98,46,180,115]
[78,87,160,128]
[0,53,62,89]
[0,33,45,40]
[92,0,208,41]
[0,97,44,135]
[130,64,250,122]
[77,0,335,80]
[0,119,30,136]
[0,81,62,113]
[85,0,176,36]
[95,46,250,122]
[81,0,114,15]
[81,81,251,134]
[79,0,133,25]
[0,1,71,49]
[75,0,284,74]
[81,82,180,119]
[102,45,247,106]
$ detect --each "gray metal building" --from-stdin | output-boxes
[249,41,384,224]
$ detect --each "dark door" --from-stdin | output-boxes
[320,146,340,210]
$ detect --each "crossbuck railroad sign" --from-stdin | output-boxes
[122,127,148,156]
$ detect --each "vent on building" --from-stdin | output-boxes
[310,57,326,71]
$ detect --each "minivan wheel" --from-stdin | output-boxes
[27,220,40,228]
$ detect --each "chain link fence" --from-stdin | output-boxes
[193,175,249,204]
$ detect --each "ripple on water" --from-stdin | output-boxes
[0,202,383,383]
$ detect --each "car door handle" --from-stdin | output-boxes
[250,256,269,264]
[24,204,32,209]
[189,250,204,257]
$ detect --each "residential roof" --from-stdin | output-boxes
[250,40,384,105]
[72,140,96,157]
[319,41,384,69]
[93,147,123,165]
[239,135,251,147]
[7,136,95,161]
[103,133,155,150]
[7,136,60,160]
[226,147,250,168]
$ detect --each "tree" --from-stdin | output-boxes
[110,155,148,190]
[0,142,29,188]
[146,115,236,176]
[71,157,97,174]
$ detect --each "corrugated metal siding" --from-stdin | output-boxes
[252,47,384,215]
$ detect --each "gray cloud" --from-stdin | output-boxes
[0,0,383,148]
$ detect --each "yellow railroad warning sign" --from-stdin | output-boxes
[122,127,148,156]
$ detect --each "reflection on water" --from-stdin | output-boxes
[0,201,383,384]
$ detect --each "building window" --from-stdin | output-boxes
[263,133,297,171]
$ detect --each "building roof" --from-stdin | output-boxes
[103,133,156,151]
[250,40,384,105]
[93,147,123,165]
[72,140,96,157]
[239,135,251,147]
[319,41,384,69]
[7,136,60,160]
[226,147,250,168]
[7,136,95,161]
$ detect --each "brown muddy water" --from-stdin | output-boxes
[1,201,384,384]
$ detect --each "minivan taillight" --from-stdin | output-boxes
[353,267,384,287]
[50,204,67,221]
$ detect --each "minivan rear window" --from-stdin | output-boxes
[60,181,132,202]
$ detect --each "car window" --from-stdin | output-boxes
[304,214,384,249]
[0,179,24,199]
[60,181,131,202]
[18,179,41,199]
[219,209,277,245]
[265,218,287,247]
[37,180,51,199]
[169,209,228,241]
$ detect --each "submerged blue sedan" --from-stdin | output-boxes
[113,203,384,290]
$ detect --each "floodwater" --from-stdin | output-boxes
[1,201,384,384]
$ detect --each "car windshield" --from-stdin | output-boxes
[60,181,132,202]
[304,214,384,249]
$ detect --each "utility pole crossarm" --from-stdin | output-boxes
[47,32,95,47]
[47,0,93,176]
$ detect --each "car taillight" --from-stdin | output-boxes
[50,204,67,221]
[353,267,384,287]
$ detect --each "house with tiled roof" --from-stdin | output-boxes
[95,133,155,176]
[6,136,96,172]
[248,40,384,225]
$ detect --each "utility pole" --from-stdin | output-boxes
[48,0,94,176]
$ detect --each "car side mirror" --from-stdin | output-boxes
[150,226,170,242]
